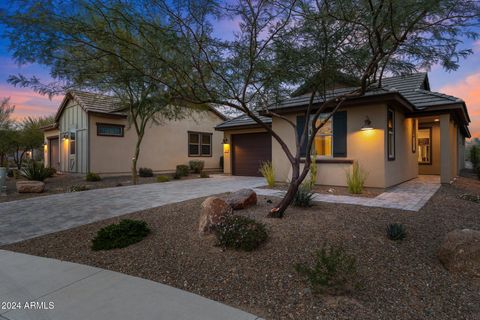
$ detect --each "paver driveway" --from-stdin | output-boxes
[0,175,264,245]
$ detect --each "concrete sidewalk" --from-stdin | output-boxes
[0,250,261,320]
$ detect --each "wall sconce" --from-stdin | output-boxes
[222,138,229,144]
[361,116,374,131]
[62,132,70,140]
[223,143,230,154]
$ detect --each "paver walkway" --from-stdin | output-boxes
[0,175,264,245]
[0,250,261,320]
[255,175,441,211]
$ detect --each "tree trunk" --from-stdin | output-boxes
[268,159,303,218]
[131,133,144,185]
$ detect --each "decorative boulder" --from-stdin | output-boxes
[198,197,233,235]
[16,181,45,193]
[437,229,480,277]
[223,189,257,210]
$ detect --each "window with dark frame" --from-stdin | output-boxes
[387,108,395,160]
[70,131,76,155]
[189,132,212,157]
[97,123,124,137]
[412,119,416,153]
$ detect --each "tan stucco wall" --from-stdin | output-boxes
[418,123,440,175]
[89,111,224,175]
[221,127,269,175]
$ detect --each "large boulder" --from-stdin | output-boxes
[16,181,45,193]
[198,197,233,235]
[437,229,480,277]
[223,189,257,210]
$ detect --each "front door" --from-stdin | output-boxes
[49,137,60,170]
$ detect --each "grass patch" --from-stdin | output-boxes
[259,161,275,187]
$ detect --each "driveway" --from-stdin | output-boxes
[0,250,261,320]
[0,175,265,245]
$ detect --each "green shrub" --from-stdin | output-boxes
[259,161,275,187]
[138,167,154,177]
[470,145,479,170]
[307,153,318,189]
[295,244,357,294]
[189,160,204,173]
[156,175,170,183]
[215,215,268,251]
[173,172,181,179]
[200,171,210,178]
[86,172,101,181]
[346,161,367,194]
[21,161,51,181]
[69,185,89,192]
[220,156,224,170]
[458,193,480,203]
[175,164,189,177]
[45,167,56,178]
[293,185,314,207]
[91,219,150,251]
[477,166,480,180]
[386,223,407,241]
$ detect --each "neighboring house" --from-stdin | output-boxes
[43,90,226,175]
[216,73,471,187]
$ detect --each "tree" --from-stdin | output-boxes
[0,97,16,166]
[2,0,479,214]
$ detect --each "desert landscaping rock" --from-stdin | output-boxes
[437,229,480,277]
[16,180,45,193]
[198,197,233,235]
[223,188,257,210]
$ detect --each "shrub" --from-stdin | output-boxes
[307,153,318,189]
[295,244,357,294]
[21,161,51,181]
[293,184,314,207]
[220,156,224,170]
[138,167,153,177]
[215,215,268,251]
[477,165,480,180]
[173,172,181,179]
[69,185,89,192]
[458,194,480,203]
[386,223,407,241]
[259,161,275,187]
[91,219,150,251]
[86,172,101,181]
[189,160,205,173]
[200,171,210,178]
[470,145,479,170]
[175,164,189,177]
[7,169,14,177]
[45,167,56,178]
[156,175,170,183]
[346,161,367,194]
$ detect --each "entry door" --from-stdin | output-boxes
[49,138,60,170]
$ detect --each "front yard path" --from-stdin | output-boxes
[0,175,264,245]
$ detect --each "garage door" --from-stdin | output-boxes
[232,132,272,176]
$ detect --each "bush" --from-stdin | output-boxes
[295,244,357,294]
[21,161,51,181]
[470,145,479,170]
[220,156,224,170]
[7,169,14,178]
[386,223,407,241]
[156,175,170,183]
[307,153,318,189]
[189,160,204,173]
[175,164,189,177]
[346,161,367,194]
[91,219,150,251]
[69,185,89,192]
[86,172,101,182]
[200,171,210,178]
[173,172,181,179]
[477,165,480,180]
[215,215,268,251]
[458,193,480,203]
[293,185,314,207]
[138,167,154,177]
[45,167,56,178]
[259,161,275,187]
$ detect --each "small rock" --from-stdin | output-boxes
[16,181,45,193]
[327,188,335,193]
[437,229,480,277]
[223,188,257,210]
[198,197,233,235]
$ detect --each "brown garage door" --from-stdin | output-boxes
[232,132,272,176]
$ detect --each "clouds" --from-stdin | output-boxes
[0,85,60,120]
[440,72,480,138]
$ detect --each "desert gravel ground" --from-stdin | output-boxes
[3,177,480,320]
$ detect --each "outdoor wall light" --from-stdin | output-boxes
[222,138,229,144]
[361,116,374,131]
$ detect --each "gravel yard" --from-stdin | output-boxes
[2,177,480,320]
[260,182,384,198]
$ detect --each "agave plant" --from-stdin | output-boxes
[21,161,50,182]
[386,223,407,241]
[293,184,315,207]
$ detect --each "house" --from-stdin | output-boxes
[216,73,471,187]
[43,90,226,175]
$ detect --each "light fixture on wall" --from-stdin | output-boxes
[361,116,373,131]
[222,138,229,144]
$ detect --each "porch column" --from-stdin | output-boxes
[440,113,451,183]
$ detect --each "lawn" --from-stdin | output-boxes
[2,177,480,320]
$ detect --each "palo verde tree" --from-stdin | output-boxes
[0,97,16,166]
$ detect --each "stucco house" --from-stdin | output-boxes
[216,73,471,187]
[43,90,226,175]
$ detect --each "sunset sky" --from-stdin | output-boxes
[0,13,479,138]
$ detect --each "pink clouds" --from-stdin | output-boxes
[440,72,480,139]
[0,85,61,120]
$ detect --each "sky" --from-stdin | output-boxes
[0,6,479,139]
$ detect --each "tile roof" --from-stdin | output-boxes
[215,113,271,130]
[68,90,125,115]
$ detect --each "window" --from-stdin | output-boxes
[188,132,212,157]
[418,128,432,164]
[387,108,395,160]
[412,119,416,153]
[312,114,333,157]
[70,131,76,155]
[97,123,124,137]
